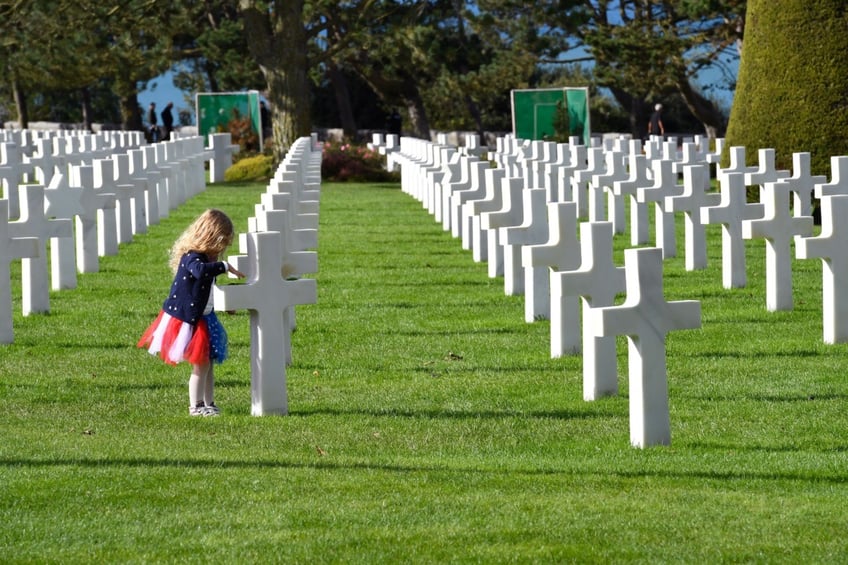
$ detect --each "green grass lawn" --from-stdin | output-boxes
[1,179,847,563]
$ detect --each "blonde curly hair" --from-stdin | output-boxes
[169,209,235,273]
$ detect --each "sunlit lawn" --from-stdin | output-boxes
[1,179,846,563]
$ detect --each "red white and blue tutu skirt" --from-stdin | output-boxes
[138,310,228,365]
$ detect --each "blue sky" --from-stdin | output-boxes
[137,71,197,125]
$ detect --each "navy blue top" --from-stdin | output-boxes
[162,251,227,325]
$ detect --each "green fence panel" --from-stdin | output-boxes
[196,91,262,143]
[511,87,590,145]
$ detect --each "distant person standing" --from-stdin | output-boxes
[648,103,665,138]
[147,102,159,142]
[386,109,402,136]
[260,101,271,142]
[161,102,174,141]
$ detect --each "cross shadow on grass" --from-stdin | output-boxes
[1,455,846,484]
[290,405,618,421]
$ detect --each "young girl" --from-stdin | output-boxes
[138,209,245,416]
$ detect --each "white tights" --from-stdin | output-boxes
[188,362,215,407]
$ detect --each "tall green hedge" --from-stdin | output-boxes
[724,0,848,176]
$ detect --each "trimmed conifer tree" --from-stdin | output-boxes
[725,0,848,176]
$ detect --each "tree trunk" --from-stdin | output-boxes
[205,60,220,93]
[328,63,357,140]
[81,87,92,131]
[608,86,648,139]
[464,93,484,140]
[676,78,724,138]
[240,0,312,162]
[11,78,28,129]
[403,91,431,140]
[119,93,143,132]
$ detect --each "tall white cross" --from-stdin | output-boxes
[795,195,848,343]
[525,201,582,352]
[743,181,813,311]
[43,172,81,290]
[213,231,317,415]
[664,164,719,271]
[8,184,73,315]
[0,200,39,343]
[502,187,549,320]
[700,172,764,289]
[780,152,825,217]
[638,159,681,259]
[613,153,652,246]
[591,149,629,233]
[462,167,505,264]
[814,156,848,200]
[553,221,625,399]
[587,247,701,447]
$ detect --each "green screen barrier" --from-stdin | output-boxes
[511,87,590,145]
[196,91,263,145]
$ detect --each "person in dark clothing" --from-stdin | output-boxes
[260,101,271,141]
[386,109,402,136]
[161,102,174,141]
[648,103,665,138]
[147,102,159,142]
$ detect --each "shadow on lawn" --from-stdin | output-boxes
[2,455,846,484]
[292,405,617,421]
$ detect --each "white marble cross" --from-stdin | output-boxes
[664,164,719,271]
[0,199,39,343]
[441,154,479,233]
[613,153,652,245]
[8,184,73,315]
[795,195,848,343]
[671,142,709,194]
[524,202,582,351]
[111,152,148,235]
[502,187,549,320]
[229,204,318,363]
[555,144,587,203]
[570,147,605,218]
[780,152,825,217]
[92,158,120,257]
[129,148,161,226]
[542,143,571,202]
[70,165,116,273]
[744,148,789,190]
[0,142,27,219]
[481,176,525,292]
[587,247,701,448]
[521,202,580,348]
[637,158,681,259]
[25,137,63,186]
[814,156,848,200]
[450,159,489,244]
[717,145,756,185]
[553,221,625,398]
[700,172,764,288]
[591,149,629,232]
[144,145,173,215]
[259,191,318,252]
[214,231,317,416]
[208,133,239,183]
[743,181,813,311]
[466,167,507,275]
[43,172,81,290]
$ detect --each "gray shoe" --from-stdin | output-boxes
[189,402,206,416]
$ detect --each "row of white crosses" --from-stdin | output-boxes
[214,135,320,416]
[389,132,846,447]
[1,131,239,344]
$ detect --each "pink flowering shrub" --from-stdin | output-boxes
[321,141,399,182]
